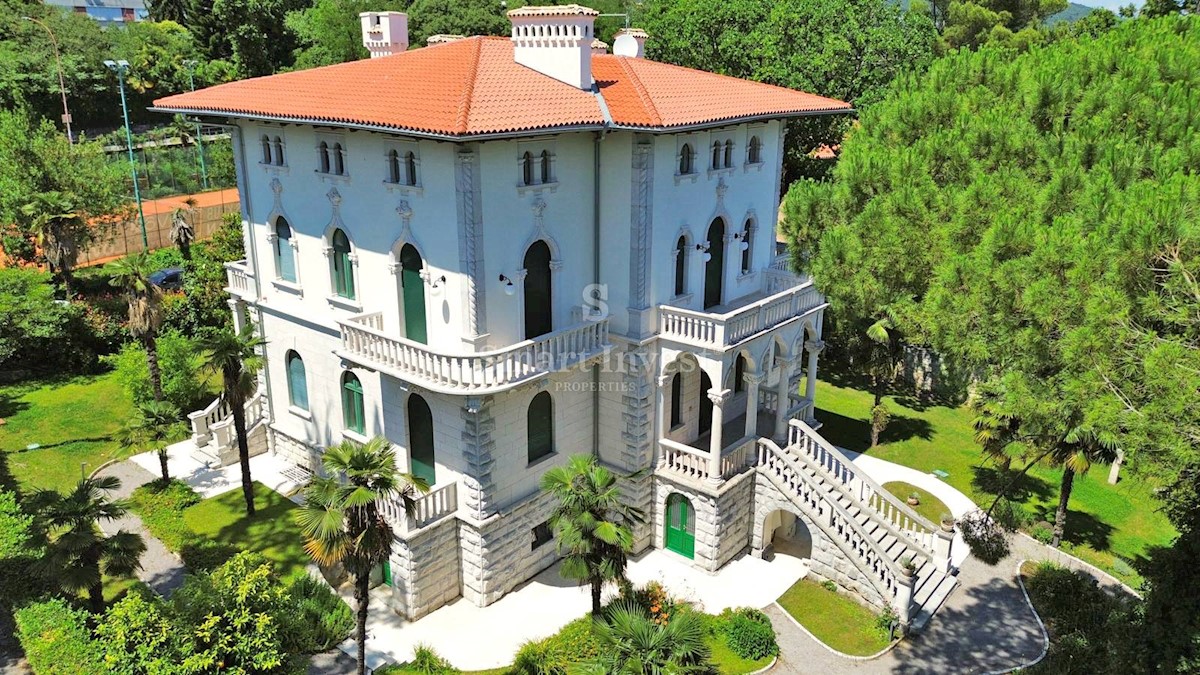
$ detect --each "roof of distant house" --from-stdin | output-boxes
[152,36,852,139]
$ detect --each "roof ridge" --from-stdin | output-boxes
[454,38,484,134]
[615,57,662,128]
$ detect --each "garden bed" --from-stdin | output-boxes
[882,481,951,524]
[776,578,893,656]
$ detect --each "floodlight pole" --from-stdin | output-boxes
[105,59,148,249]
[23,16,73,143]
[183,60,209,191]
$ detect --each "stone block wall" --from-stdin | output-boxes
[459,489,560,607]
[711,472,754,568]
[269,426,322,472]
[390,516,462,620]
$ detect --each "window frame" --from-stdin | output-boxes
[330,228,355,300]
[341,371,365,435]
[273,217,297,283]
[526,390,555,465]
[285,350,308,411]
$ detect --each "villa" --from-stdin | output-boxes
[153,5,957,632]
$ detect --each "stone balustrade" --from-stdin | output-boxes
[337,312,610,395]
[380,481,458,535]
[224,260,254,300]
[658,278,825,350]
[658,438,710,481]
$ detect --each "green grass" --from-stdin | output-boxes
[0,372,134,493]
[183,482,310,581]
[882,481,951,525]
[130,479,202,550]
[777,578,892,656]
[809,375,1177,586]
[708,634,773,673]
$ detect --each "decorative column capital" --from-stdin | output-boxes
[464,396,491,414]
[804,340,826,355]
[706,388,732,407]
[743,371,765,387]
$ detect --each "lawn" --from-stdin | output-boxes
[808,375,1177,586]
[776,578,892,656]
[0,372,134,493]
[882,481,951,525]
[183,481,311,581]
[708,634,773,673]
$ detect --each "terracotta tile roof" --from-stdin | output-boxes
[507,3,598,16]
[152,37,851,138]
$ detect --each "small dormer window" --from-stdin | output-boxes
[273,136,285,166]
[318,141,331,173]
[724,140,734,168]
[679,144,694,175]
[711,142,721,170]
[748,135,762,164]
[261,135,272,164]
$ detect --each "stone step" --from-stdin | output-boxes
[910,573,959,634]
[912,568,944,605]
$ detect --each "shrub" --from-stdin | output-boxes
[108,330,209,411]
[511,617,601,674]
[95,589,188,673]
[1031,523,1055,544]
[0,268,99,374]
[874,604,899,639]
[407,644,460,673]
[512,638,558,675]
[723,613,778,660]
[283,574,353,653]
[821,579,838,593]
[129,480,201,551]
[179,540,238,572]
[14,598,106,675]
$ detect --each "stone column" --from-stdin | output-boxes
[895,572,914,633]
[743,371,764,439]
[773,357,800,439]
[934,521,955,572]
[804,339,825,418]
[707,388,731,482]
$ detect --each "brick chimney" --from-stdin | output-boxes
[508,4,599,90]
[360,12,408,58]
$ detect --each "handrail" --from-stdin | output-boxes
[659,279,824,349]
[657,438,710,481]
[787,420,938,559]
[379,481,458,534]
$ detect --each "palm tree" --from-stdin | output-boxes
[540,454,645,616]
[295,437,429,675]
[198,323,265,516]
[170,197,197,261]
[109,253,166,402]
[117,400,184,482]
[588,600,711,674]
[30,476,146,613]
[1047,426,1118,547]
[971,385,1020,471]
[21,191,83,297]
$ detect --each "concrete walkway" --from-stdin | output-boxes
[135,441,306,500]
[94,460,188,597]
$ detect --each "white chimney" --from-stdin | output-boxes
[508,4,599,90]
[427,34,466,45]
[590,38,608,55]
[612,28,648,58]
[360,12,408,58]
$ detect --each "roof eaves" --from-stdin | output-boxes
[607,107,856,133]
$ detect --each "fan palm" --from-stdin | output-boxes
[198,324,265,516]
[109,252,166,402]
[540,454,645,616]
[21,191,83,297]
[117,400,184,482]
[295,437,429,675]
[1047,426,1119,547]
[30,476,146,613]
[971,385,1021,471]
[587,600,711,674]
[170,197,197,261]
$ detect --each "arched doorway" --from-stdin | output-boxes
[524,241,553,339]
[399,244,427,344]
[665,493,695,559]
[762,509,813,559]
[704,218,724,309]
[407,394,436,486]
[699,371,713,435]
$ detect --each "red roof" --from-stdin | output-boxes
[152,37,851,138]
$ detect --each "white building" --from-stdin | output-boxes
[157,6,956,631]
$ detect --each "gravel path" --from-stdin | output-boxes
[96,460,188,597]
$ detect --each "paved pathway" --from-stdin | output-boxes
[95,460,187,597]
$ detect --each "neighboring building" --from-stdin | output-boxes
[157,6,956,631]
[44,0,149,24]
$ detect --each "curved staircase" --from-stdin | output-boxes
[753,420,957,631]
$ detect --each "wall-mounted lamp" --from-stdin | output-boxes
[498,273,517,296]
[732,231,750,251]
[428,274,447,295]
[695,242,712,263]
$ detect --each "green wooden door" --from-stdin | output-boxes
[382,560,392,585]
[665,494,695,559]
[408,394,436,486]
[704,219,724,309]
[400,244,427,344]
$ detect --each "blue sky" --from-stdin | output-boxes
[1082,0,1143,10]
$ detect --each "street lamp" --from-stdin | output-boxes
[104,59,148,249]
[182,59,209,190]
[22,16,73,143]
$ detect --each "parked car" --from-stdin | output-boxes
[149,267,184,290]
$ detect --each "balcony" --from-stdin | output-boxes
[225,260,255,300]
[658,261,825,351]
[378,481,458,535]
[337,311,611,395]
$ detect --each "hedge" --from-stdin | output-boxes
[14,598,105,675]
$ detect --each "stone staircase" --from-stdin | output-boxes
[755,420,958,632]
[186,386,268,467]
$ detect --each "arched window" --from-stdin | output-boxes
[540,150,552,184]
[704,219,725,309]
[387,149,401,184]
[331,229,354,299]
[679,144,693,175]
[407,394,436,486]
[341,371,364,434]
[261,135,272,164]
[673,236,687,297]
[273,136,284,166]
[332,143,345,175]
[286,351,308,410]
[399,244,427,344]
[748,136,762,164]
[711,141,721,170]
[527,391,554,463]
[734,354,746,394]
[724,140,734,168]
[741,219,753,273]
[318,141,330,173]
[523,240,553,339]
[405,151,417,186]
[274,217,296,283]
[670,372,682,427]
[522,151,534,186]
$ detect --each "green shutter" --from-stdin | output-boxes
[287,352,308,410]
[342,373,364,434]
[408,394,436,486]
[400,244,427,344]
[704,219,724,309]
[332,229,354,299]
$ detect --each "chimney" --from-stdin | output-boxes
[360,12,408,58]
[612,28,648,58]
[427,34,466,46]
[507,4,599,90]
[590,38,608,55]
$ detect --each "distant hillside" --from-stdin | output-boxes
[1046,2,1099,25]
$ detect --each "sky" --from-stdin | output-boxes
[1083,0,1144,10]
